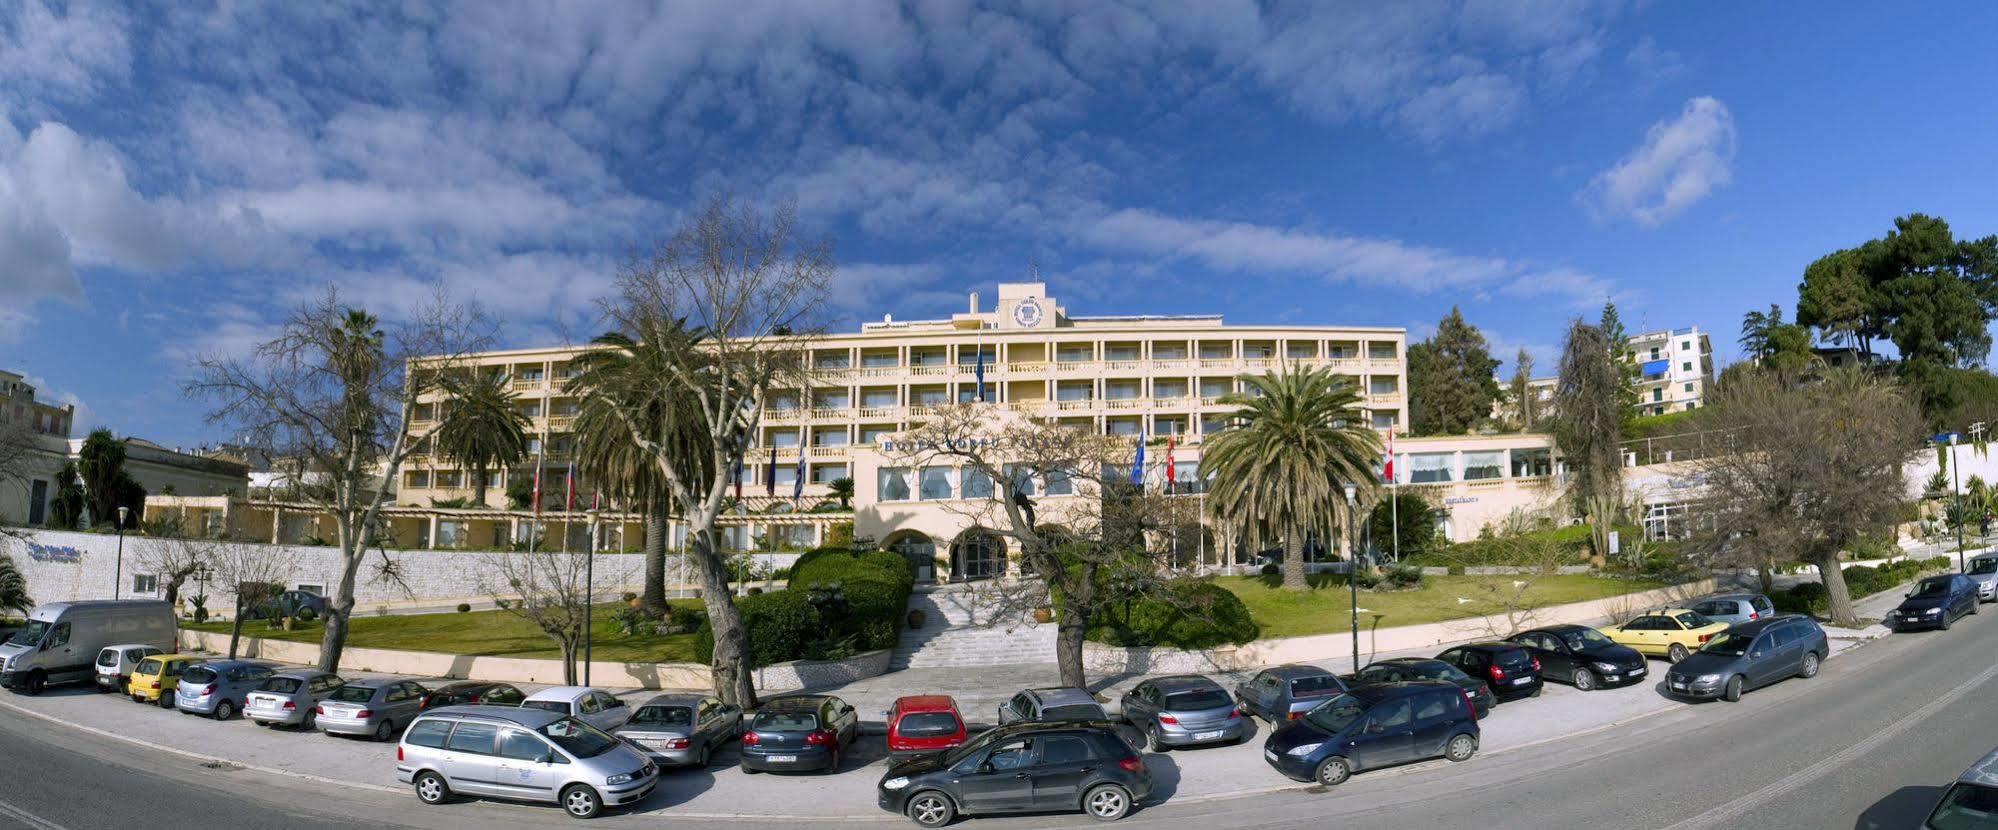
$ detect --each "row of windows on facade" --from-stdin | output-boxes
[761,376,1400,409]
[875,463,1209,502]
[804,340,1402,369]
[1,403,68,435]
[404,462,854,490]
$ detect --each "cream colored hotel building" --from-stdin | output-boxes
[263,281,1589,583]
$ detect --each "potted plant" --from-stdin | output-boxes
[1032,606,1053,624]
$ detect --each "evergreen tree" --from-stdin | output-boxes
[1509,348,1536,431]
[1407,307,1502,435]
[1599,302,1640,425]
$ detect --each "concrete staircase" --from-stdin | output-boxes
[889,583,1058,670]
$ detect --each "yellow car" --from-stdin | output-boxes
[128,654,198,709]
[1599,608,1730,663]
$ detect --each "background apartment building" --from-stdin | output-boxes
[1629,326,1713,415]
[0,370,74,526]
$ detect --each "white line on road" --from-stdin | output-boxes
[1658,660,1998,830]
[0,796,69,830]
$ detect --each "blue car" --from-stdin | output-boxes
[1262,681,1479,786]
[1887,574,1980,632]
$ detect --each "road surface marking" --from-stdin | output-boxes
[0,797,69,830]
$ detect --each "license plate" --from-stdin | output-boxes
[1264,750,1278,763]
[1630,667,1645,676]
[1670,683,1688,691]
[643,739,674,749]
[766,754,797,763]
[1512,677,1532,686]
[1194,730,1224,741]
[257,699,278,709]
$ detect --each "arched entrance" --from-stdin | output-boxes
[951,529,1006,581]
[884,531,938,583]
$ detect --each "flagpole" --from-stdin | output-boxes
[1389,427,1400,565]
[527,425,546,556]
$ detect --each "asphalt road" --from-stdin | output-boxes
[2,607,1992,830]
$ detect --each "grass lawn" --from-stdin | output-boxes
[1217,573,1669,640]
[186,600,705,664]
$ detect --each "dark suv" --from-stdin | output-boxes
[1435,642,1542,699]
[879,721,1151,826]
[1262,681,1480,786]
[741,694,861,774]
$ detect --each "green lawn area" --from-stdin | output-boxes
[1217,573,1668,640]
[186,600,704,664]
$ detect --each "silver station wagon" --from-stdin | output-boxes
[398,705,658,819]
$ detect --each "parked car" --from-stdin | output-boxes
[1599,608,1730,663]
[1233,665,1347,723]
[1665,615,1828,701]
[1,600,177,695]
[420,681,526,711]
[878,721,1150,826]
[1689,593,1777,627]
[1434,642,1542,699]
[1350,658,1495,719]
[1925,744,1998,829]
[174,660,276,720]
[613,693,742,768]
[997,687,1107,725]
[1965,554,1998,603]
[245,670,345,729]
[398,705,657,819]
[1262,681,1480,786]
[523,687,633,733]
[1888,575,1980,632]
[1118,674,1250,751]
[245,589,328,621]
[318,678,430,740]
[1507,625,1648,691]
[741,694,861,774]
[93,643,165,694]
[885,695,967,758]
[128,653,199,708]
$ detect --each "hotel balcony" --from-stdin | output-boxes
[807,445,850,458]
[810,407,855,421]
[512,377,546,392]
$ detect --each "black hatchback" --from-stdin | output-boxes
[1508,625,1648,691]
[1435,642,1542,699]
[1351,658,1496,718]
[1888,574,1980,632]
[742,694,861,774]
[878,721,1151,827]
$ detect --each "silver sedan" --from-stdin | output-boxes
[317,678,428,741]
[246,670,345,729]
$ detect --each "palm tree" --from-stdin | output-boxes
[435,370,530,505]
[1202,366,1383,590]
[827,477,854,510]
[568,321,717,616]
[0,553,31,615]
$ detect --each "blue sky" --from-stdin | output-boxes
[5,1,1998,449]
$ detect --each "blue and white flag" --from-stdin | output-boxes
[793,451,808,501]
[974,347,987,402]
[1130,432,1146,487]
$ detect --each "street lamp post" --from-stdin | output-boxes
[584,506,600,687]
[1947,433,1967,572]
[1344,484,1358,673]
[114,506,130,600]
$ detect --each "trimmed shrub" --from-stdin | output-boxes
[694,547,915,666]
[1383,565,1424,589]
[455,603,471,613]
[1773,582,1828,615]
[1089,579,1259,650]
[1259,563,1279,576]
[692,589,822,667]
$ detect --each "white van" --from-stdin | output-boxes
[0,601,178,695]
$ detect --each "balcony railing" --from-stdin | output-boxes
[1104,397,1146,409]
[909,365,950,376]
[859,366,901,378]
[810,407,852,421]
[807,445,849,458]
[857,406,900,420]
[1006,361,1049,374]
[1055,399,1096,411]
[512,378,546,391]
[1055,360,1093,372]
[1150,359,1189,370]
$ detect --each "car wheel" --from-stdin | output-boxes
[1445,733,1477,762]
[1722,675,1744,703]
[160,692,176,709]
[824,747,840,774]
[1942,613,1954,631]
[374,719,395,742]
[696,741,711,768]
[255,720,269,728]
[1084,784,1132,821]
[907,791,955,828]
[1800,652,1821,679]
[1667,643,1690,663]
[1314,757,1352,786]
[302,709,317,731]
[131,694,144,704]
[1573,669,1598,692]
[414,771,451,805]
[560,784,602,819]
[22,671,44,696]
[1971,600,1980,615]
[214,701,235,721]
[1527,683,1542,698]
[1147,724,1167,753]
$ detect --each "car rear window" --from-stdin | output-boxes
[522,700,569,715]
[1163,690,1232,710]
[752,712,819,731]
[181,667,217,684]
[1291,675,1342,697]
[1042,703,1103,721]
[329,685,376,703]
[136,658,163,675]
[405,719,452,749]
[896,712,960,737]
[260,677,303,694]
[629,705,693,727]
[1927,781,1998,829]
[96,649,119,667]
[1494,648,1533,669]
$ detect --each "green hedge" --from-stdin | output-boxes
[1771,556,1953,616]
[691,547,914,667]
[1087,579,1259,650]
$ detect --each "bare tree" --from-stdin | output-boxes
[134,527,218,611]
[485,549,592,685]
[186,288,492,672]
[576,194,832,707]
[207,544,292,659]
[1687,367,1924,627]
[0,416,51,539]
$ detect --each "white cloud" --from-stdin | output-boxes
[1580,96,1736,226]
[0,0,131,103]
[1625,37,1686,92]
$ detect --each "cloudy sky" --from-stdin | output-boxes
[5,1,1998,448]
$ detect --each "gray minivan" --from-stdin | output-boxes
[398,705,658,819]
[0,600,177,695]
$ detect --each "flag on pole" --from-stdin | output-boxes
[1164,435,1176,494]
[564,468,575,512]
[1383,426,1395,484]
[1130,432,1146,488]
[974,347,987,402]
[731,457,743,501]
[531,466,543,514]
[792,451,808,501]
[765,450,778,496]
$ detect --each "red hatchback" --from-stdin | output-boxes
[886,695,967,757]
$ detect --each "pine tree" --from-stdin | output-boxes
[1408,307,1502,435]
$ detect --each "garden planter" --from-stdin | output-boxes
[1032,607,1053,624]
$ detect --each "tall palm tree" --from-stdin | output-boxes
[568,321,717,616]
[0,552,31,615]
[435,370,530,505]
[1202,366,1383,590]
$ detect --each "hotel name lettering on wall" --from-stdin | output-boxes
[25,543,84,563]
[879,435,1078,454]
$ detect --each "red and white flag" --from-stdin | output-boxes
[564,469,575,512]
[531,468,543,514]
[1383,427,1395,484]
[1164,435,1176,493]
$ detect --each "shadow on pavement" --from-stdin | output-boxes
[1143,753,1182,804]
[643,767,717,810]
[1854,784,1941,830]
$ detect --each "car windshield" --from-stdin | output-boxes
[752,712,819,732]
[260,678,303,694]
[942,728,1006,766]
[329,686,376,703]
[1290,675,1343,696]
[540,718,620,759]
[1163,690,1232,711]
[1042,703,1103,721]
[1303,694,1366,734]
[1912,580,1954,599]
[136,658,164,675]
[7,620,49,646]
[1701,632,1753,656]
[897,712,961,737]
[522,700,570,715]
[628,706,693,727]
[1927,781,1998,829]
[1971,559,1998,576]
[1561,629,1616,650]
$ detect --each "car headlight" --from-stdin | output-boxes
[1286,742,1322,757]
[605,773,633,785]
[1592,662,1619,673]
[883,776,912,790]
[1695,674,1721,683]
[1925,608,1943,615]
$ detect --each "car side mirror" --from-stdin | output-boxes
[1750,652,1763,659]
[1365,723,1384,735]
[538,752,554,765]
